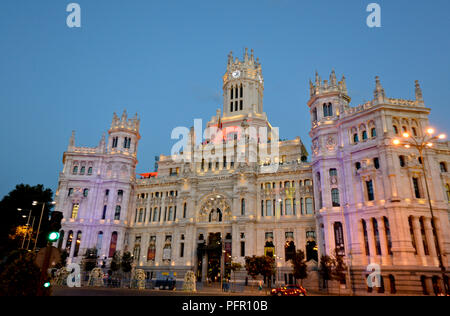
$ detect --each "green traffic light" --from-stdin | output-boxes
[48,231,60,241]
[43,282,51,288]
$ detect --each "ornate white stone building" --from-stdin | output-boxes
[54,49,450,295]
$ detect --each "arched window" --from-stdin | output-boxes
[389,275,396,294]
[440,162,447,173]
[331,188,340,207]
[362,130,368,141]
[374,157,380,169]
[72,166,78,174]
[371,128,377,138]
[323,103,333,117]
[241,199,245,216]
[230,86,234,99]
[421,275,429,295]
[399,155,406,167]
[73,231,82,257]
[393,125,399,135]
[96,231,103,251]
[108,232,118,257]
[355,162,361,170]
[66,230,73,254]
[68,188,73,196]
[153,207,158,222]
[261,200,264,217]
[240,84,243,98]
[83,188,89,197]
[362,220,370,256]
[80,166,85,175]
[383,216,393,255]
[101,205,107,220]
[312,108,318,122]
[412,127,418,136]
[114,205,121,220]
[353,133,359,144]
[372,218,381,255]
[87,167,93,175]
[183,202,187,218]
[334,222,345,256]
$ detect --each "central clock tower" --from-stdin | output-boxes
[220,48,267,130]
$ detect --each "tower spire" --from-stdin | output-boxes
[374,76,386,103]
[415,80,424,105]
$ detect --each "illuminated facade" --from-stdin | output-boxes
[55,50,450,295]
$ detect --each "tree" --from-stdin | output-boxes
[82,248,98,272]
[319,255,333,292]
[244,255,276,289]
[121,251,133,273]
[331,249,347,295]
[0,184,54,259]
[291,250,308,285]
[110,251,121,273]
[244,256,260,282]
[0,249,50,296]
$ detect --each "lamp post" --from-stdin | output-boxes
[32,201,56,252]
[393,128,448,294]
[17,208,32,249]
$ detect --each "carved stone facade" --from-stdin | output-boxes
[54,51,450,295]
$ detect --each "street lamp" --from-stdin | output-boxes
[17,208,32,249]
[392,127,448,294]
[32,200,56,252]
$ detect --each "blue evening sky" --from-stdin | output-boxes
[0,0,449,198]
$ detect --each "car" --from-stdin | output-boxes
[271,285,307,296]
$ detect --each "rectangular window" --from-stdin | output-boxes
[366,180,375,201]
[305,198,313,214]
[180,243,184,258]
[240,241,245,257]
[413,177,421,199]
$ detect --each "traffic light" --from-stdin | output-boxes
[43,281,51,288]
[47,211,63,242]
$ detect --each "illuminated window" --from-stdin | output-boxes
[71,204,79,219]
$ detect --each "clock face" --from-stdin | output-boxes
[232,70,241,78]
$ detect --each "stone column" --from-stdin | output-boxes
[378,217,390,265]
[356,219,368,266]
[411,216,426,265]
[366,219,377,264]
[423,217,439,266]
